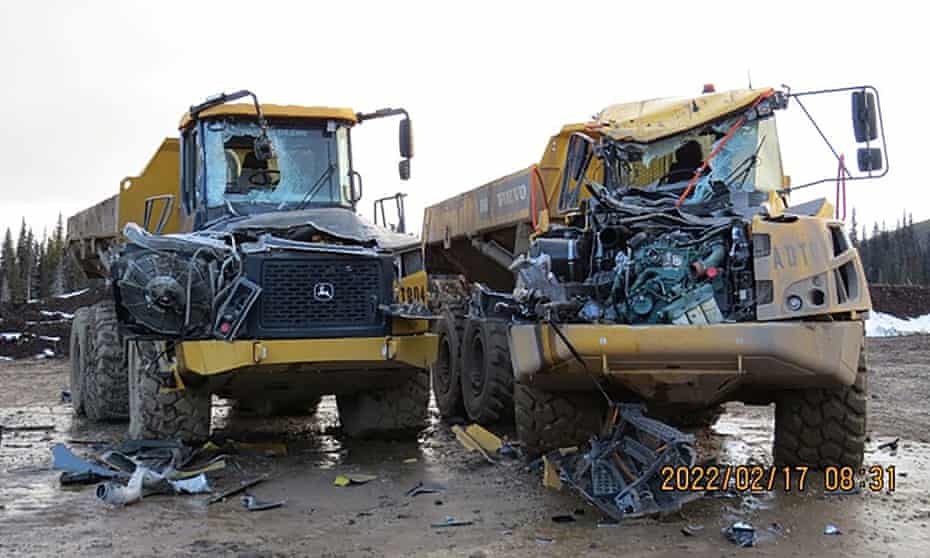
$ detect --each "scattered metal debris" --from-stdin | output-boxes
[546,404,699,521]
[878,438,900,451]
[824,523,842,535]
[241,494,285,511]
[723,521,756,547]
[431,516,474,528]
[206,476,268,505]
[405,481,446,497]
[52,444,121,479]
[96,467,147,506]
[681,523,704,536]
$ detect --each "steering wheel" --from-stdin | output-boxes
[247,169,281,187]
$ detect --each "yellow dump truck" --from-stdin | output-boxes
[67,90,436,441]
[424,85,887,468]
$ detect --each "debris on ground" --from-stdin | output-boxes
[241,494,285,511]
[723,521,756,547]
[545,403,699,521]
[878,438,900,451]
[52,443,122,479]
[334,473,378,487]
[551,514,575,523]
[405,481,446,497]
[824,523,842,535]
[452,424,501,464]
[206,476,268,505]
[681,524,704,536]
[431,516,474,528]
[96,466,147,506]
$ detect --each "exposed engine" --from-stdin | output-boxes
[510,183,756,325]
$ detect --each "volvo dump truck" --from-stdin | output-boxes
[424,85,887,468]
[67,90,436,441]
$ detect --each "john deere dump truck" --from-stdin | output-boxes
[67,90,436,441]
[424,85,887,468]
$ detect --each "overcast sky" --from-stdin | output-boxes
[0,1,920,240]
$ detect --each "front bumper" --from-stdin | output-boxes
[509,321,864,404]
[177,334,437,376]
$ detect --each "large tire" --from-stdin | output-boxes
[128,339,211,442]
[69,307,92,416]
[337,368,429,439]
[430,314,465,418]
[460,319,513,424]
[84,301,129,421]
[773,346,868,469]
[515,382,606,458]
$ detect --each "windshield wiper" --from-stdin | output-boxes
[285,163,336,211]
[723,135,767,190]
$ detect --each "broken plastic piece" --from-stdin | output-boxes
[877,438,900,451]
[451,424,500,463]
[824,523,842,535]
[170,474,211,494]
[334,473,378,487]
[96,467,148,506]
[241,494,285,511]
[723,521,756,547]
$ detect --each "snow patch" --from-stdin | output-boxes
[0,332,23,341]
[35,348,56,359]
[866,311,930,337]
[39,335,62,342]
[0,356,12,362]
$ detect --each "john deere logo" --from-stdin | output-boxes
[313,282,335,301]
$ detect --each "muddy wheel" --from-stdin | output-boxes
[460,319,513,424]
[773,346,868,469]
[337,368,429,439]
[514,382,606,458]
[128,339,211,442]
[83,300,129,421]
[431,313,465,418]
[68,307,92,415]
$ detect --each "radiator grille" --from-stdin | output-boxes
[260,259,382,329]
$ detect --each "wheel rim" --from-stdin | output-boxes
[433,334,453,396]
[469,333,486,397]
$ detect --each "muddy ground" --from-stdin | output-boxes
[1,337,929,557]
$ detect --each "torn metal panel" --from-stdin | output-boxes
[548,404,699,521]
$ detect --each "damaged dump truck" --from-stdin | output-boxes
[67,90,436,441]
[424,85,887,469]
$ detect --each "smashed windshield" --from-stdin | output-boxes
[606,116,784,205]
[202,119,350,218]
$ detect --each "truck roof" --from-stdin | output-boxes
[179,103,358,129]
[574,87,772,144]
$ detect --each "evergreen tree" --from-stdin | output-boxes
[0,228,15,303]
[849,207,859,246]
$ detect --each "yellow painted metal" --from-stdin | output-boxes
[509,320,864,398]
[177,334,437,376]
[593,88,772,143]
[117,138,191,235]
[179,103,357,129]
[393,269,430,334]
[751,215,870,320]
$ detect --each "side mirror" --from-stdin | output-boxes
[857,147,883,172]
[398,159,411,181]
[350,170,363,203]
[852,91,878,142]
[399,118,414,159]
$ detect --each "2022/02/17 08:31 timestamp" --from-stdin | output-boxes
[659,465,897,493]
[824,465,896,493]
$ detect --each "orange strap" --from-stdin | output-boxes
[676,90,775,207]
